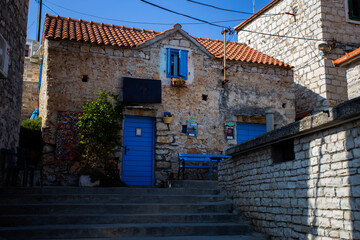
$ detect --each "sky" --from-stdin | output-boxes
[26,0,273,42]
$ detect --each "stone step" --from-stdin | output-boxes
[171,180,218,189]
[42,234,268,240]
[0,193,225,204]
[0,213,239,226]
[0,201,234,215]
[0,187,219,195]
[0,222,252,239]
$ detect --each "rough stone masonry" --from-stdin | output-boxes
[39,26,295,185]
[219,97,360,239]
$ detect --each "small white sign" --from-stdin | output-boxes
[135,128,142,136]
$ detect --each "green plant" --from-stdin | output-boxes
[19,117,42,164]
[77,91,124,170]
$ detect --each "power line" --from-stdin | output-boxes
[139,0,228,28]
[44,0,323,42]
[239,29,324,41]
[27,20,36,31]
[36,0,59,15]
[185,0,284,16]
[44,0,246,26]
[43,2,59,15]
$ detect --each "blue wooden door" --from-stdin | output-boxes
[236,122,266,144]
[122,116,155,186]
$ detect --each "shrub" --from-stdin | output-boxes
[77,91,124,170]
[19,117,43,164]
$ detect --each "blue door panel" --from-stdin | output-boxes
[236,122,266,144]
[124,166,153,172]
[122,116,155,186]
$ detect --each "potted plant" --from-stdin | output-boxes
[163,112,173,124]
[171,78,186,87]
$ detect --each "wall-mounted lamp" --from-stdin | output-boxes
[318,40,336,53]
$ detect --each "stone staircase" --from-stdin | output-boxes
[0,181,267,240]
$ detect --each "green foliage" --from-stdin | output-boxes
[19,118,43,164]
[21,117,42,131]
[77,91,124,170]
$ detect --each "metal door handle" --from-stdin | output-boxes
[124,146,130,155]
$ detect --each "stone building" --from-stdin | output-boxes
[39,14,296,186]
[219,97,360,239]
[0,1,29,149]
[333,46,360,100]
[21,39,41,120]
[235,0,360,114]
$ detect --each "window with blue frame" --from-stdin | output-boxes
[349,0,360,21]
[167,48,188,79]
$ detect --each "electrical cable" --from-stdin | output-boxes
[43,0,325,42]
[27,20,36,31]
[139,0,227,28]
[43,2,60,15]
[35,0,59,15]
[185,0,284,16]
[44,0,246,26]
[239,29,324,41]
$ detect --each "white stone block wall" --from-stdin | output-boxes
[346,61,360,100]
[237,0,358,113]
[219,119,360,239]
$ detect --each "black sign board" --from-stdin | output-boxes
[123,77,161,103]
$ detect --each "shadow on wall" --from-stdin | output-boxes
[347,127,360,239]
[294,83,329,114]
[219,97,360,239]
[300,118,359,239]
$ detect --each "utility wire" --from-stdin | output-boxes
[139,0,228,28]
[44,0,324,42]
[185,0,284,16]
[35,0,59,15]
[43,2,60,15]
[44,0,245,26]
[239,29,324,41]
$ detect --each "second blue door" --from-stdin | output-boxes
[122,116,155,186]
[236,122,266,144]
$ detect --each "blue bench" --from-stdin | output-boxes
[178,153,230,180]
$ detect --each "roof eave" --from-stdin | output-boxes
[135,24,214,59]
[333,48,360,67]
[234,0,282,31]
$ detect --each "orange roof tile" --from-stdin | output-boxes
[234,0,282,31]
[332,47,360,67]
[193,37,289,67]
[43,14,290,68]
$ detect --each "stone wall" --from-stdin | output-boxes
[237,0,359,114]
[0,0,29,151]
[346,61,360,100]
[219,98,360,239]
[39,30,295,185]
[21,57,40,120]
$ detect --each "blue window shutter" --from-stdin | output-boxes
[38,61,43,89]
[179,50,188,79]
[166,48,171,77]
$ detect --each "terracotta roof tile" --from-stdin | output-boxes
[194,37,289,67]
[43,14,290,68]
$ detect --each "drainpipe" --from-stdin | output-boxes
[265,108,274,132]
